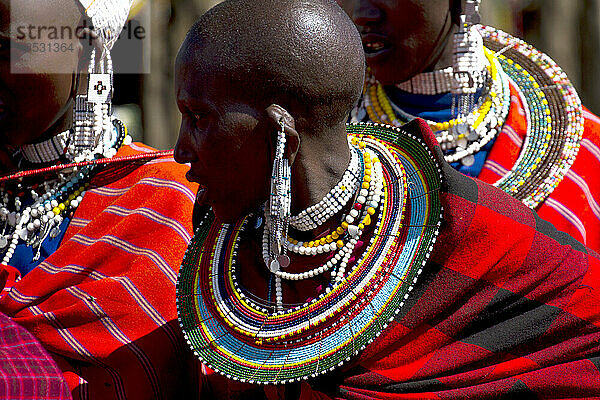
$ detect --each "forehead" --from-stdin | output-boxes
[175,45,232,108]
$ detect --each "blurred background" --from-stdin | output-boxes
[116,0,600,149]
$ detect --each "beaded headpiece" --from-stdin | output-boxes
[78,0,134,52]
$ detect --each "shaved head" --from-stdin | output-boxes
[177,0,365,129]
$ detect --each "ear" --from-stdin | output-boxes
[265,104,301,166]
[76,27,104,75]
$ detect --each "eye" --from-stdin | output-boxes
[190,112,209,130]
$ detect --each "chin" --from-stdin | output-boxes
[369,64,414,86]
[212,204,249,225]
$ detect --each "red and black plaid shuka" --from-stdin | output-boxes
[0,311,71,399]
[202,119,600,399]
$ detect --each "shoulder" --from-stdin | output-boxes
[582,107,600,140]
[116,142,192,183]
[77,142,198,224]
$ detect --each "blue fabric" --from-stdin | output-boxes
[11,217,70,276]
[384,86,495,178]
[7,193,71,276]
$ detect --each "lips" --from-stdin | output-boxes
[195,185,208,205]
[361,33,391,57]
[185,170,209,205]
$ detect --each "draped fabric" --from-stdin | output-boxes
[478,83,600,252]
[200,120,600,399]
[0,143,199,400]
[361,81,600,252]
[0,311,71,399]
[331,119,600,399]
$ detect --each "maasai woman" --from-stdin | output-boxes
[174,0,600,398]
[0,0,197,398]
[340,0,600,251]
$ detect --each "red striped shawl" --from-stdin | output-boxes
[0,143,199,400]
[478,84,600,252]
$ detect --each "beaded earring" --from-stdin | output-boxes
[263,119,292,310]
[69,46,116,163]
[451,0,485,157]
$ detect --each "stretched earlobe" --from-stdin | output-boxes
[265,104,300,166]
[76,27,103,75]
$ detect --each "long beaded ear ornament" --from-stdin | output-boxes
[70,47,117,163]
[450,0,486,165]
[355,23,583,209]
[177,123,444,385]
[263,119,292,311]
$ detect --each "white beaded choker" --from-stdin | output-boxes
[289,142,361,232]
[396,67,454,95]
[20,130,71,164]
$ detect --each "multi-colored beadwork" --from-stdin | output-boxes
[0,119,128,266]
[177,123,444,385]
[289,143,361,232]
[478,26,584,208]
[358,41,510,168]
[280,139,386,284]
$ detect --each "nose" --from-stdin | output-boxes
[351,1,384,27]
[174,123,196,165]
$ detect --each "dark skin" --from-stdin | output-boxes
[174,0,366,304]
[0,0,97,172]
[339,0,463,85]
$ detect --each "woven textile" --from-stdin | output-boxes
[197,119,600,399]
[0,143,199,400]
[478,83,600,252]
[0,311,71,400]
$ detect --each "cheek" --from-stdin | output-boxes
[1,72,72,145]
[230,144,270,196]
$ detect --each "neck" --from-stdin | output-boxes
[290,124,351,237]
[424,23,457,73]
[34,100,75,145]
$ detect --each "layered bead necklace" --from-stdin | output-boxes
[177,123,444,384]
[359,45,510,168]
[0,119,129,266]
[262,137,385,309]
[478,26,583,208]
[279,139,384,284]
[353,26,584,209]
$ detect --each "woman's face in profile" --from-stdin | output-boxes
[339,0,454,85]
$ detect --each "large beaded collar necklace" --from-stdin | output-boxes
[354,26,584,209]
[0,119,129,266]
[177,123,443,384]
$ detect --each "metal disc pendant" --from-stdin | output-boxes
[0,236,7,250]
[253,215,263,229]
[50,227,61,239]
[269,259,281,273]
[357,107,367,121]
[467,129,479,141]
[462,155,476,167]
[277,255,290,269]
[456,123,468,136]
